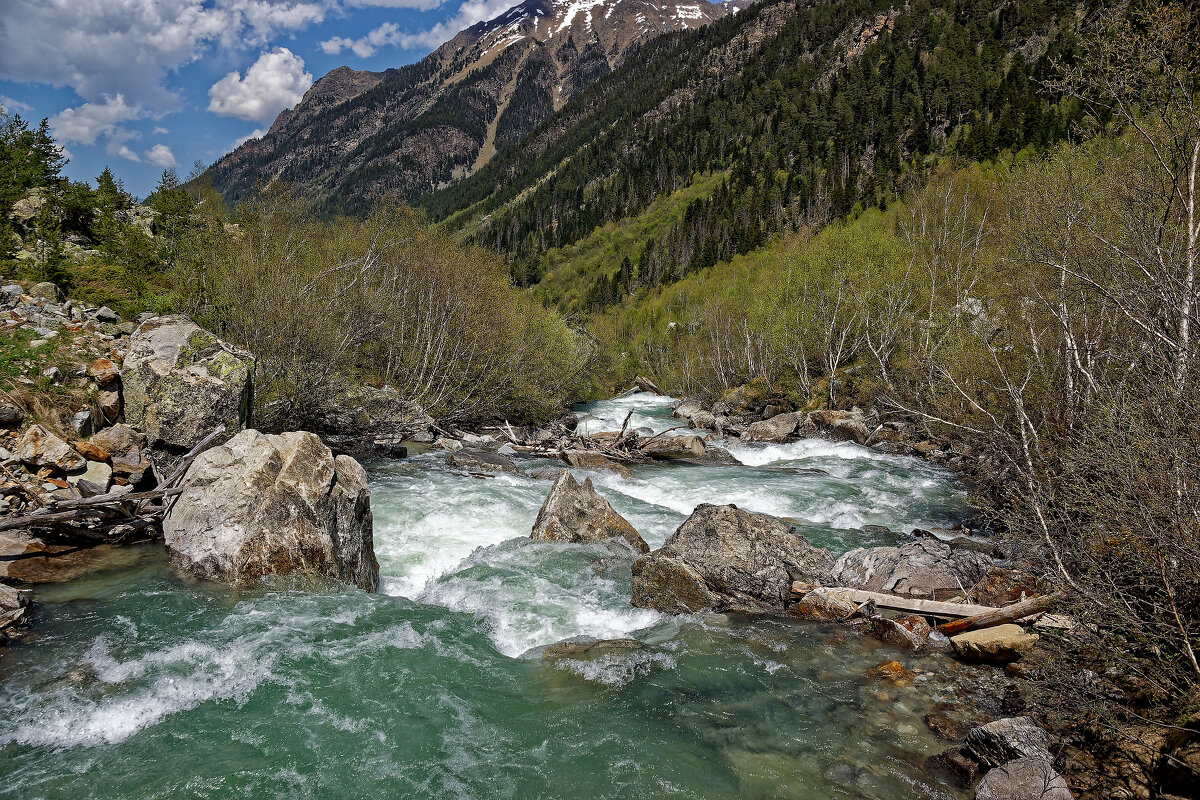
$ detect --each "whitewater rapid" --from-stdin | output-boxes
[0,394,981,800]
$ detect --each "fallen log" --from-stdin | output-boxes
[936,592,1063,636]
[0,487,185,532]
[791,585,998,618]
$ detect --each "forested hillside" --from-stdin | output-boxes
[425,0,1085,298]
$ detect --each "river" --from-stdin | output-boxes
[0,394,997,799]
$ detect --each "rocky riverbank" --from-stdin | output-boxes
[0,296,1175,799]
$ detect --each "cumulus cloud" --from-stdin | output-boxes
[49,94,142,146]
[234,128,268,147]
[0,0,328,109]
[145,143,178,167]
[323,0,518,55]
[0,96,34,115]
[321,22,403,57]
[207,47,313,123]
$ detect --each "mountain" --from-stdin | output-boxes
[420,0,1086,300]
[204,0,743,210]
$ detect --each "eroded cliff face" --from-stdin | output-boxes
[204,0,744,210]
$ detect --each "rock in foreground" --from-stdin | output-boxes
[121,315,254,450]
[531,471,648,553]
[164,429,379,591]
[632,504,834,614]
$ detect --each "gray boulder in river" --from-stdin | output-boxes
[121,315,253,450]
[531,471,648,553]
[632,504,834,614]
[163,429,379,591]
[831,539,992,600]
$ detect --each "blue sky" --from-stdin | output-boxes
[0,0,524,198]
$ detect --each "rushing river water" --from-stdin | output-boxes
[0,395,999,799]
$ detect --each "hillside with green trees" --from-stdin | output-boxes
[559,5,1200,791]
[0,113,588,429]
[424,0,1086,297]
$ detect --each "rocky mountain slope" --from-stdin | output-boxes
[204,0,743,210]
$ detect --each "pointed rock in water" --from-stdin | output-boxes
[530,471,648,553]
[632,504,834,614]
[163,429,379,591]
[121,315,253,450]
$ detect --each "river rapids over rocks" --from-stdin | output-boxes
[0,395,1004,799]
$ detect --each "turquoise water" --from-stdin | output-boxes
[0,396,989,799]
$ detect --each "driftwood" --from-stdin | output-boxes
[936,592,1063,636]
[793,585,999,618]
[492,417,654,464]
[0,425,225,543]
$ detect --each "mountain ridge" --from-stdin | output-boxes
[204,0,744,209]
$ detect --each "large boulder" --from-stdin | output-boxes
[632,504,834,614]
[742,411,807,443]
[966,717,1053,768]
[974,758,1074,800]
[831,539,993,600]
[530,471,648,553]
[163,429,379,591]
[121,315,253,450]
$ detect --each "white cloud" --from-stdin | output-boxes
[152,126,170,135]
[321,22,402,57]
[0,0,328,109]
[49,94,142,146]
[207,47,313,123]
[115,144,141,162]
[145,143,178,167]
[0,95,34,115]
[401,0,521,49]
[323,0,518,55]
[345,0,447,7]
[234,128,268,147]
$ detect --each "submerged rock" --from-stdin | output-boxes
[974,758,1074,800]
[530,471,648,553]
[632,504,834,614]
[541,638,645,661]
[447,450,519,475]
[831,539,992,600]
[121,315,253,450]
[926,746,979,790]
[163,429,379,591]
